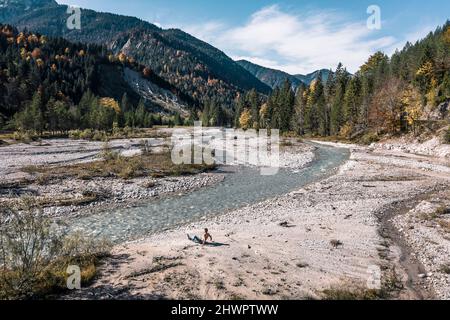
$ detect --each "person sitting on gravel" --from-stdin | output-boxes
[187,228,213,245]
[203,228,213,245]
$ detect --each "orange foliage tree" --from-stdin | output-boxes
[368,77,405,134]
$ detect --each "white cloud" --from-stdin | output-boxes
[184,5,399,74]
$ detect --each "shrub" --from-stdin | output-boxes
[0,199,110,299]
[92,130,107,141]
[68,130,80,139]
[12,131,39,143]
[440,263,450,274]
[339,124,353,139]
[445,127,450,144]
[360,132,380,145]
[322,287,380,300]
[101,141,119,161]
[79,129,94,140]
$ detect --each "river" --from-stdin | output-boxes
[68,143,349,243]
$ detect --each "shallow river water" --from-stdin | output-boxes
[68,143,349,243]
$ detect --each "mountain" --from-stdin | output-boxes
[0,1,271,108]
[0,24,194,129]
[236,60,304,90]
[236,59,332,90]
[294,69,331,86]
[0,0,57,21]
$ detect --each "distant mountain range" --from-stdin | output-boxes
[236,59,332,90]
[0,0,271,110]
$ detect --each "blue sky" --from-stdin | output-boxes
[57,0,449,74]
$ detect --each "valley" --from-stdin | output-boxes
[0,0,449,303]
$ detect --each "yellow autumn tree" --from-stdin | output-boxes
[426,78,438,108]
[39,35,47,45]
[36,58,44,68]
[360,51,388,74]
[99,98,121,114]
[402,86,422,134]
[307,80,317,106]
[20,48,27,59]
[416,61,434,78]
[239,109,252,130]
[118,52,127,63]
[416,61,438,106]
[259,103,269,129]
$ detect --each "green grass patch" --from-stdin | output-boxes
[22,151,215,182]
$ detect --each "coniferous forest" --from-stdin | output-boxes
[233,22,450,141]
[0,24,196,134]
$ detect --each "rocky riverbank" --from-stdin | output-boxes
[0,133,315,220]
[392,191,450,299]
[65,140,450,300]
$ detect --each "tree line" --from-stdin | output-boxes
[1,22,449,139]
[233,22,450,140]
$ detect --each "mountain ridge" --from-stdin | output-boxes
[236,60,304,90]
[236,59,332,89]
[0,0,271,109]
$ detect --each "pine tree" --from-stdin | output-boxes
[291,83,306,135]
[234,94,244,128]
[247,89,259,129]
[343,77,361,131]
[201,101,210,127]
[134,99,146,128]
[121,93,131,113]
[15,91,44,132]
[278,79,295,133]
[173,112,182,126]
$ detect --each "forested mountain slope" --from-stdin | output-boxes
[236,60,304,90]
[0,24,195,131]
[1,0,271,109]
[236,59,332,90]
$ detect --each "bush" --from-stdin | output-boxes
[92,130,107,141]
[0,199,110,299]
[339,124,353,139]
[101,141,119,161]
[12,131,40,143]
[440,263,450,274]
[360,132,380,145]
[445,128,450,144]
[79,129,94,140]
[68,129,81,139]
[322,287,381,300]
